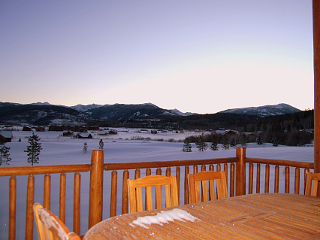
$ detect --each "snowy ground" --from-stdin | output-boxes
[0,129,315,239]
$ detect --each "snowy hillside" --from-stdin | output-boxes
[81,103,192,120]
[218,103,301,117]
[0,130,315,239]
[0,102,309,128]
[70,103,104,112]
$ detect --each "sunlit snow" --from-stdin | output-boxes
[0,128,314,239]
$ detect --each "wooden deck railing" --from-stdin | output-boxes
[104,156,238,218]
[245,157,314,194]
[0,147,314,240]
[0,163,91,240]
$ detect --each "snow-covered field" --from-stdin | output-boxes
[0,129,315,239]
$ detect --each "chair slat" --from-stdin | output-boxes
[312,180,318,196]
[155,185,162,209]
[202,181,208,202]
[137,187,144,212]
[170,176,178,207]
[128,182,136,213]
[209,179,215,201]
[216,179,222,199]
[164,185,170,208]
[194,180,201,203]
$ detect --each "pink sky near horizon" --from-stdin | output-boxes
[0,0,314,113]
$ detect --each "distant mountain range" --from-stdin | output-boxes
[217,103,301,117]
[0,102,302,127]
[71,103,194,120]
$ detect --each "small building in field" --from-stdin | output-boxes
[0,131,13,143]
[76,132,92,139]
[36,126,46,132]
[22,126,32,131]
[109,129,118,134]
[98,131,109,135]
[63,130,74,137]
[224,129,239,136]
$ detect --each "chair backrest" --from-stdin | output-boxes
[128,175,179,213]
[33,203,80,240]
[305,171,320,196]
[188,171,228,204]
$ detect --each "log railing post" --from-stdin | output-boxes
[110,170,117,217]
[73,172,81,235]
[25,174,34,240]
[184,166,189,205]
[88,150,104,229]
[43,173,51,209]
[9,176,16,240]
[122,170,129,214]
[59,173,66,223]
[230,163,235,197]
[313,0,320,196]
[236,147,246,196]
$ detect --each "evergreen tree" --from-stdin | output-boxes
[230,138,236,147]
[0,143,11,165]
[99,139,104,150]
[182,138,192,152]
[210,134,219,151]
[256,135,263,145]
[271,137,278,147]
[222,136,229,150]
[83,142,88,153]
[25,133,42,166]
[239,133,247,147]
[195,134,208,151]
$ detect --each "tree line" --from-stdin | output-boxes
[182,129,314,152]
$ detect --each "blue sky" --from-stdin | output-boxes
[0,0,314,113]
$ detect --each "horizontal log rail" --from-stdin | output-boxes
[245,158,314,168]
[104,158,238,170]
[0,164,90,176]
[0,147,315,240]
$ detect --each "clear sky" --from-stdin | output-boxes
[0,0,314,114]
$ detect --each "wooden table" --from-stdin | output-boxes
[83,193,320,239]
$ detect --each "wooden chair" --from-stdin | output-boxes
[188,171,228,204]
[128,175,179,213]
[33,203,81,240]
[305,171,320,196]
